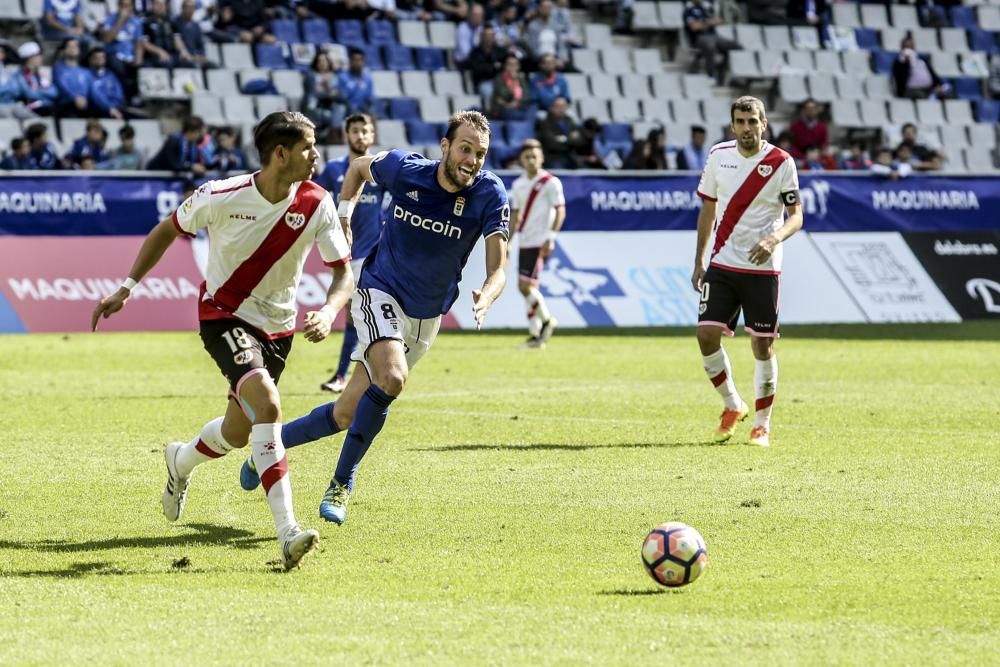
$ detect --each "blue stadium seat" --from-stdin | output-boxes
[390,98,421,120]
[383,44,415,71]
[854,28,881,51]
[362,44,384,69]
[950,6,978,29]
[255,43,288,69]
[371,98,390,119]
[505,120,535,145]
[270,19,300,44]
[975,99,999,123]
[301,18,332,45]
[601,122,632,143]
[367,19,396,46]
[414,47,446,71]
[336,20,366,47]
[968,28,999,54]
[405,119,442,143]
[870,49,897,75]
[953,77,983,101]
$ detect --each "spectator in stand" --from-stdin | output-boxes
[675,125,708,170]
[303,51,344,135]
[786,0,830,47]
[147,115,207,176]
[871,146,911,179]
[336,48,375,116]
[15,42,61,116]
[526,0,570,66]
[25,122,63,170]
[625,128,668,170]
[66,118,110,167]
[0,46,37,119]
[491,53,530,120]
[892,34,947,99]
[774,129,794,155]
[496,5,523,52]
[455,3,488,66]
[799,144,836,171]
[683,0,740,85]
[100,124,146,169]
[207,126,247,173]
[141,0,185,67]
[989,54,1000,98]
[87,47,126,119]
[467,25,507,99]
[551,0,582,55]
[574,117,607,169]
[788,98,828,159]
[394,0,433,20]
[216,0,277,44]
[54,38,94,117]
[1,138,35,169]
[839,140,871,170]
[429,0,468,21]
[41,0,87,43]
[536,95,582,169]
[173,0,213,67]
[102,0,145,68]
[171,0,230,44]
[898,122,943,171]
[529,53,570,112]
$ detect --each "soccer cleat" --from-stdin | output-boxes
[521,335,544,349]
[714,402,749,443]
[239,455,260,491]
[320,374,347,393]
[281,526,320,571]
[748,425,770,447]
[161,441,191,522]
[319,480,350,524]
[539,317,558,344]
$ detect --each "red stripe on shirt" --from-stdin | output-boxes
[323,255,352,267]
[709,143,736,155]
[207,182,325,315]
[518,173,553,233]
[697,191,717,202]
[710,148,788,261]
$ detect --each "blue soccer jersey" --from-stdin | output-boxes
[315,155,385,260]
[362,149,510,319]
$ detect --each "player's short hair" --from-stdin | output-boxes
[445,110,491,143]
[730,96,766,122]
[254,111,315,166]
[519,138,542,156]
[344,112,375,132]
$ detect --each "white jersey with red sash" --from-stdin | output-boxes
[696,140,800,274]
[510,170,565,248]
[173,173,352,337]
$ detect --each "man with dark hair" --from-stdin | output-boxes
[676,125,708,171]
[0,137,36,169]
[147,115,206,175]
[691,96,803,447]
[892,34,946,99]
[238,110,510,527]
[898,122,943,170]
[336,48,374,115]
[66,118,109,167]
[87,46,126,119]
[92,111,355,570]
[25,122,62,170]
[53,38,94,117]
[536,95,582,169]
[683,0,740,84]
[311,113,383,395]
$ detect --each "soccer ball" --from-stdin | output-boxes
[641,522,708,587]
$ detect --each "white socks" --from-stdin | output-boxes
[702,348,743,410]
[524,287,551,337]
[251,423,297,542]
[754,356,778,428]
[176,417,233,478]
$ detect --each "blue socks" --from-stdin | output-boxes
[281,403,341,448]
[334,385,395,491]
[336,321,358,378]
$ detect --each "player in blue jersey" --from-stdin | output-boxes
[238,111,510,525]
[314,112,385,394]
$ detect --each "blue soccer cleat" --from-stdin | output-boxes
[319,480,350,524]
[239,455,260,491]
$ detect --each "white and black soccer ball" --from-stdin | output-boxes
[641,521,708,587]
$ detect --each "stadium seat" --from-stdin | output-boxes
[939,28,970,54]
[301,18,332,45]
[584,23,613,49]
[256,95,288,117]
[272,70,304,101]
[632,49,663,75]
[600,49,631,75]
[963,146,995,171]
[431,71,465,95]
[505,120,534,145]
[59,118,88,144]
[0,0,24,19]
[790,26,820,50]
[779,74,809,104]
[270,19,300,44]
[620,73,651,99]
[405,119,441,144]
[238,67,270,89]
[681,74,712,98]
[835,75,865,100]
[335,20,366,47]
[860,4,889,29]
[397,20,430,48]
[22,0,41,18]
[171,68,203,96]
[389,97,420,120]
[949,6,978,30]
[631,1,662,31]
[192,95,226,126]
[289,43,317,70]
[657,1,684,29]
[377,119,407,147]
[384,44,415,71]
[890,4,920,29]
[967,28,999,55]
[415,47,446,71]
[916,99,945,125]
[223,95,259,123]
[130,119,163,154]
[645,98,668,120]
[977,6,1000,32]
[757,50,786,77]
[564,72,589,99]
[728,51,762,79]
[960,52,990,77]
[601,122,632,143]
[841,50,872,75]
[367,19,396,46]
[610,98,643,122]
[974,99,1000,123]
[853,28,881,51]
[221,43,255,69]
[812,50,843,75]
[939,124,969,149]
[888,98,917,125]
[589,73,619,100]
[204,41,221,66]
[650,72,683,99]
[255,44,287,69]
[450,94,481,112]
[763,26,792,51]
[427,21,457,49]
[944,99,975,124]
[968,123,997,148]
[808,73,837,102]
[831,3,860,28]
[401,71,431,97]
[858,100,889,126]
[138,68,171,98]
[670,98,704,124]
[578,98,611,123]
[0,118,21,146]
[702,97,730,124]
[870,50,897,75]
[361,45,384,70]
[571,49,602,74]
[830,99,863,127]
[372,71,402,98]
[863,75,893,99]
[735,24,765,50]
[420,96,451,123]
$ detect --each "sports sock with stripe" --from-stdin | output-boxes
[754,356,778,428]
[175,416,233,478]
[252,423,297,542]
[333,385,395,491]
[702,347,743,411]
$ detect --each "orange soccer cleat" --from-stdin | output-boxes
[714,402,748,442]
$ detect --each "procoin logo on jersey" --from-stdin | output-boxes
[393,204,462,239]
[454,196,465,216]
[285,212,307,229]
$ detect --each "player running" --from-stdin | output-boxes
[238,110,509,525]
[509,139,564,348]
[314,112,385,393]
[91,111,354,569]
[691,96,803,447]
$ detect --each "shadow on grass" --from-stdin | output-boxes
[598,588,669,596]
[411,441,717,452]
[8,561,135,578]
[0,523,271,554]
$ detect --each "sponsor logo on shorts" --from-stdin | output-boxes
[285,212,307,229]
[233,350,253,364]
[698,303,707,315]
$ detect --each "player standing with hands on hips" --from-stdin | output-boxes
[238,111,510,525]
[92,112,354,569]
[691,96,803,447]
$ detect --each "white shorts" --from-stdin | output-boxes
[350,287,441,376]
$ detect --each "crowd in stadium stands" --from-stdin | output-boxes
[0,0,999,173]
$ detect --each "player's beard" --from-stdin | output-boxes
[739,132,760,153]
[348,137,369,156]
[444,152,476,189]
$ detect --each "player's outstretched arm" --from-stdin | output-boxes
[302,262,354,343]
[749,203,803,265]
[91,216,183,331]
[337,154,378,244]
[691,199,717,292]
[472,234,508,329]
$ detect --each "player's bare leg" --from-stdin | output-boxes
[697,325,748,442]
[748,335,777,447]
[321,313,357,394]
[519,275,556,348]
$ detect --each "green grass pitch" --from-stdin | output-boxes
[1,323,998,665]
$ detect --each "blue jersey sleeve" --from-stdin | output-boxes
[482,175,510,241]
[368,149,411,193]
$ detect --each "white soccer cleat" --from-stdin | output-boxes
[161,441,192,522]
[320,374,347,393]
[748,425,770,447]
[281,526,320,570]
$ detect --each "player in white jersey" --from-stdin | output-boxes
[509,139,565,348]
[91,112,354,569]
[691,96,804,447]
